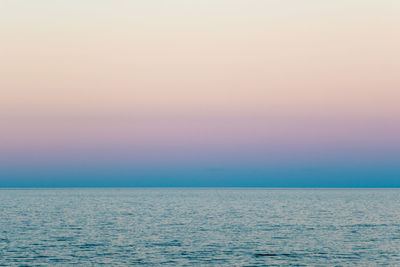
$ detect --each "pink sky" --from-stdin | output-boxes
[1,0,400,167]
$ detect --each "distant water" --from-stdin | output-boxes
[1,189,400,266]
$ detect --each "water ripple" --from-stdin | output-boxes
[0,188,400,265]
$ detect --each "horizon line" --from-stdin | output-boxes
[1,186,399,190]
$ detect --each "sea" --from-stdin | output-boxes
[0,188,399,266]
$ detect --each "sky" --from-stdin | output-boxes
[1,0,400,187]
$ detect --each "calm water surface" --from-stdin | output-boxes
[0,188,399,266]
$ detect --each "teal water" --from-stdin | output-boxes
[1,188,399,265]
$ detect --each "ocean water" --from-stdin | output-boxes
[0,189,399,266]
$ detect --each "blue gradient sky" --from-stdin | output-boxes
[1,0,400,187]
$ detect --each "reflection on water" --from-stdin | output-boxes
[0,188,399,265]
